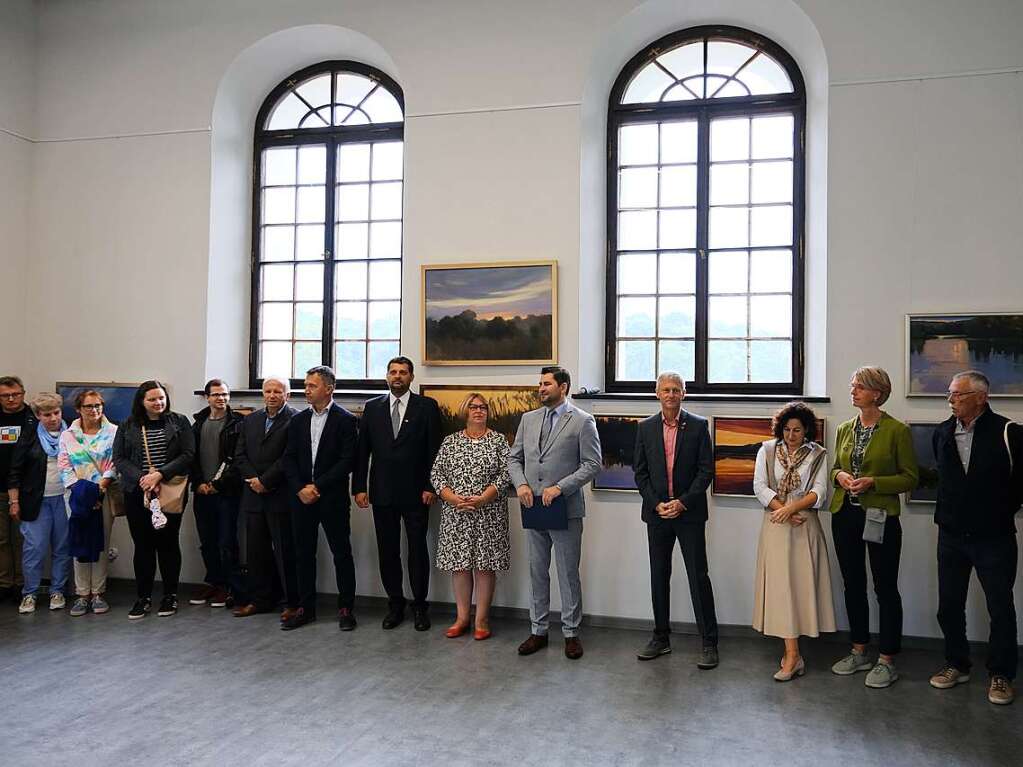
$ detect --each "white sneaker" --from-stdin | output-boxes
[18,594,36,614]
[49,592,66,611]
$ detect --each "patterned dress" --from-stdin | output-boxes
[431,430,511,572]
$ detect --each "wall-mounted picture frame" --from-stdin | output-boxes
[906,421,941,504]
[906,312,1023,397]
[421,260,557,365]
[712,415,826,497]
[56,382,140,425]
[592,414,645,492]
[419,384,541,446]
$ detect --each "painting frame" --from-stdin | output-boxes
[56,381,140,426]
[591,414,645,493]
[418,383,541,447]
[905,312,1023,397]
[421,260,558,366]
[712,415,827,498]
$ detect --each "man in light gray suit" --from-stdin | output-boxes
[508,366,601,660]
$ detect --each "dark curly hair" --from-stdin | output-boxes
[771,401,818,443]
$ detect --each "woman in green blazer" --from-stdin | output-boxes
[828,366,918,689]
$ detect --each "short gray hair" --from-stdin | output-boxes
[262,375,291,392]
[952,370,990,392]
[29,392,63,416]
[656,371,685,390]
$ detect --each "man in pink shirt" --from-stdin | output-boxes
[632,372,719,667]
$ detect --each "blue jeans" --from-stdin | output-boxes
[21,495,70,597]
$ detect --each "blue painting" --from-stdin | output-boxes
[56,382,139,425]
[907,313,1023,396]
[592,414,644,492]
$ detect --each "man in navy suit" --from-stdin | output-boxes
[353,356,441,631]
[281,366,359,632]
[632,372,719,668]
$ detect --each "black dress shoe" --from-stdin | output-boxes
[413,607,431,631]
[382,608,405,630]
[281,608,316,631]
[637,637,672,661]
[697,646,719,669]
[338,608,357,631]
[517,634,549,655]
[564,637,584,660]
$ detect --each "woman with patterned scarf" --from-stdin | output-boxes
[6,392,72,614]
[752,401,835,681]
[58,389,119,616]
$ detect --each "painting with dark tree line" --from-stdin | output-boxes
[907,313,1023,396]
[592,414,644,491]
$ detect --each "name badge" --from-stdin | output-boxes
[0,425,21,444]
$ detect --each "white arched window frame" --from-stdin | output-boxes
[250,61,405,388]
[606,26,807,394]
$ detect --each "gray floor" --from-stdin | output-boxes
[3,582,1019,767]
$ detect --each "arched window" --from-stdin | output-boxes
[607,27,805,393]
[250,61,404,388]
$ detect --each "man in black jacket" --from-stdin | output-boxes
[632,372,719,668]
[281,365,359,631]
[188,379,244,609]
[0,375,34,602]
[353,356,441,631]
[929,370,1022,706]
[231,376,299,621]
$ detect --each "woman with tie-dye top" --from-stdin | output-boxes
[58,389,118,616]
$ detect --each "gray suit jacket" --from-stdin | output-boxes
[508,401,602,519]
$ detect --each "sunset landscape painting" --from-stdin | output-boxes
[712,416,826,497]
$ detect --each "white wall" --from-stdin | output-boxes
[13,0,1023,640]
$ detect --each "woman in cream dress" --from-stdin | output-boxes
[752,402,836,681]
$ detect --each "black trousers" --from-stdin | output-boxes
[292,501,355,615]
[831,501,903,655]
[647,518,718,647]
[373,503,430,610]
[125,492,183,600]
[937,528,1018,680]
[246,509,298,611]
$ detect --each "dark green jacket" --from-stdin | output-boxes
[828,412,918,517]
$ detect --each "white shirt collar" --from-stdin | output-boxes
[388,390,411,409]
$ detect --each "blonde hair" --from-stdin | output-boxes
[29,392,64,416]
[853,366,892,406]
[458,392,490,420]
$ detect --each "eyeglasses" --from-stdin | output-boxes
[467,404,488,411]
[946,390,979,401]
[80,404,103,411]
[0,392,25,400]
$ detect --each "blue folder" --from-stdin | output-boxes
[520,493,569,530]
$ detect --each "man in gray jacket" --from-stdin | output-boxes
[508,366,601,659]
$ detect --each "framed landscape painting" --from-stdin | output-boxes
[422,261,557,365]
[56,382,139,425]
[592,414,645,492]
[419,384,540,446]
[906,313,1023,396]
[712,415,826,497]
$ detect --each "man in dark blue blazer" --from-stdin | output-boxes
[632,372,719,668]
[281,366,359,631]
[353,356,441,631]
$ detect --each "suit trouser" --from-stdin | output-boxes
[0,491,24,589]
[527,518,583,638]
[647,517,719,646]
[246,508,298,611]
[831,501,903,655]
[937,528,1018,680]
[293,501,355,615]
[372,503,430,610]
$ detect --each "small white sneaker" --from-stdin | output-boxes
[49,592,66,611]
[18,594,36,614]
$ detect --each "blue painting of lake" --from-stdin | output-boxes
[908,315,1023,395]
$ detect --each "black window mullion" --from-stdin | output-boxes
[322,137,338,372]
[694,107,710,388]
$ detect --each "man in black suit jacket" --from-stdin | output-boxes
[353,356,441,631]
[632,372,719,667]
[929,370,1022,706]
[281,366,359,631]
[231,376,299,621]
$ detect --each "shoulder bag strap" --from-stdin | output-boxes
[1005,422,1015,473]
[141,424,155,473]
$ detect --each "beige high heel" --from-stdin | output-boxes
[774,656,806,682]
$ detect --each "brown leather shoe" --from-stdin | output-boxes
[232,603,259,618]
[280,607,299,623]
[564,637,584,660]
[517,634,549,655]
